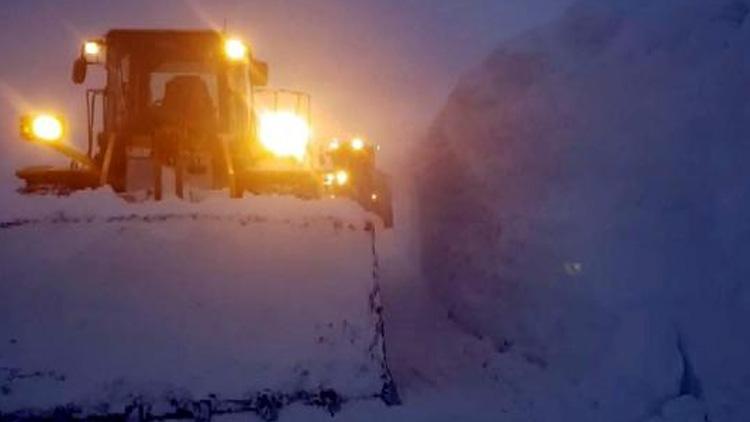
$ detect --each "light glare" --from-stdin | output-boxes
[258,111,310,160]
[351,137,365,151]
[335,170,349,186]
[83,41,104,63]
[31,114,64,142]
[225,38,248,60]
[84,41,101,56]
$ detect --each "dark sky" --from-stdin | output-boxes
[0,0,573,170]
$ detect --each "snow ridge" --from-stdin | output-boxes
[418,0,750,420]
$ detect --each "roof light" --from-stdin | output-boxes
[225,38,248,61]
[84,41,100,55]
[82,40,104,63]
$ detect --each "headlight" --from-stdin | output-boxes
[328,139,341,150]
[351,137,365,151]
[82,40,104,63]
[20,113,65,143]
[335,170,349,186]
[225,38,248,61]
[258,111,310,160]
[323,170,349,186]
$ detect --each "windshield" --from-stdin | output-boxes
[149,62,219,109]
[106,47,252,140]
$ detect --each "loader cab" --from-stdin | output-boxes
[16,28,393,227]
[102,30,251,138]
[78,30,267,196]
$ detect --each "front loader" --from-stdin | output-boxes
[16,29,393,227]
[1,29,399,420]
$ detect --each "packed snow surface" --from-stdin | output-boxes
[0,189,395,419]
[419,0,750,421]
[0,187,375,226]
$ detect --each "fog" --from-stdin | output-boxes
[0,0,573,172]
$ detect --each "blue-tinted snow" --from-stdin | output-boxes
[419,1,750,421]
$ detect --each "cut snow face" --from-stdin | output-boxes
[418,0,750,421]
[0,190,398,420]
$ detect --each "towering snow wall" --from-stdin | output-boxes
[418,1,750,420]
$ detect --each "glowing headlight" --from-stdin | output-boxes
[328,139,341,150]
[335,170,349,186]
[225,38,248,61]
[82,40,104,63]
[20,113,64,143]
[258,111,310,160]
[351,137,365,151]
[323,171,349,186]
[84,41,100,56]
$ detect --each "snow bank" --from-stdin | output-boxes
[418,0,750,421]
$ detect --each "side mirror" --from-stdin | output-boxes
[250,59,269,86]
[72,58,87,84]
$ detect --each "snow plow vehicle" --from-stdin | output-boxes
[16,29,393,227]
[1,29,398,421]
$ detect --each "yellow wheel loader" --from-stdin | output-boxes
[16,29,393,227]
[1,30,399,421]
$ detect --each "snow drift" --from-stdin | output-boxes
[0,192,398,420]
[418,0,750,421]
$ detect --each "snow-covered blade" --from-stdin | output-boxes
[0,194,398,420]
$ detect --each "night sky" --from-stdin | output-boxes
[0,0,573,171]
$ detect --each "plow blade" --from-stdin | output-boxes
[0,208,397,420]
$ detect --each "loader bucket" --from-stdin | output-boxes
[0,194,398,420]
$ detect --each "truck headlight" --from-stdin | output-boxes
[258,111,310,161]
[323,170,349,186]
[335,170,349,186]
[20,113,65,143]
[351,137,365,151]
